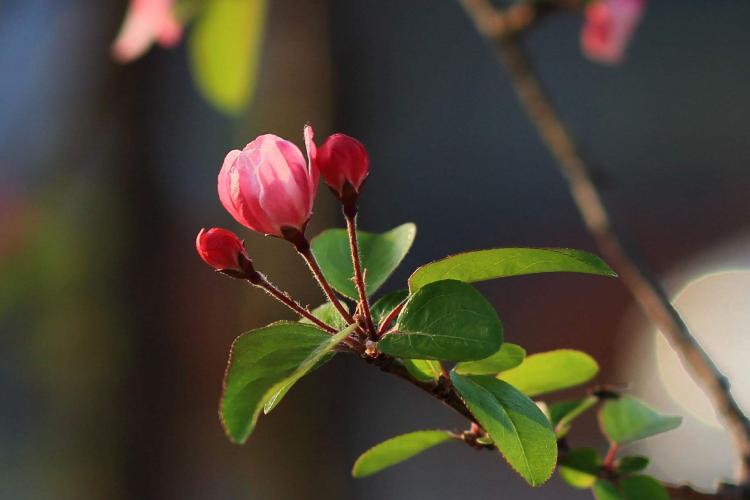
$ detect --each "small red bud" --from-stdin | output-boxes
[315,132,370,201]
[195,227,250,272]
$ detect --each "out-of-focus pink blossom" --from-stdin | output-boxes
[112,0,182,63]
[195,227,249,272]
[217,131,319,237]
[581,0,645,64]
[312,129,370,201]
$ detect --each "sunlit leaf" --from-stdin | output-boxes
[497,350,599,397]
[559,448,601,489]
[221,322,349,443]
[352,430,453,478]
[188,0,267,114]
[454,343,526,375]
[263,323,357,414]
[311,223,416,299]
[409,248,616,291]
[300,302,350,330]
[599,396,682,444]
[593,480,623,500]
[549,396,598,437]
[402,358,443,382]
[378,280,503,361]
[450,373,557,486]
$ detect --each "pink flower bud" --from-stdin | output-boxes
[112,0,183,63]
[217,132,319,238]
[313,130,370,200]
[581,0,645,64]
[195,228,249,272]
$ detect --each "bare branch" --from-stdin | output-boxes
[457,0,750,490]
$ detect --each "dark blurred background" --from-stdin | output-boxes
[2,0,749,498]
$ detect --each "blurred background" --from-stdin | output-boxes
[1,0,749,498]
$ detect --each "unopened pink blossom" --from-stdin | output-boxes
[196,227,250,272]
[112,0,182,63]
[217,131,319,237]
[313,130,370,200]
[581,0,645,64]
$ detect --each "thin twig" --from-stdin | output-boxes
[376,299,407,337]
[247,274,363,352]
[457,0,750,488]
[252,276,337,333]
[345,212,376,338]
[368,353,476,422]
[294,243,356,325]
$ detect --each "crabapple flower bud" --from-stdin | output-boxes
[581,0,645,64]
[217,131,319,238]
[314,131,370,202]
[196,227,250,273]
[112,0,183,63]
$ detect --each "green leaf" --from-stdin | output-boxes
[311,223,416,299]
[263,323,357,414]
[593,480,623,500]
[220,322,349,443]
[370,289,409,326]
[378,280,503,361]
[402,359,443,383]
[620,475,669,500]
[497,350,599,397]
[188,0,266,114]
[559,448,601,489]
[450,373,557,486]
[454,343,526,375]
[351,430,453,478]
[408,248,616,291]
[617,456,650,475]
[549,396,598,437]
[300,302,350,330]
[599,396,682,444]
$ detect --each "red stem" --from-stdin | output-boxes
[602,442,619,469]
[247,274,362,351]
[297,246,356,325]
[377,299,406,337]
[253,277,336,333]
[345,213,376,338]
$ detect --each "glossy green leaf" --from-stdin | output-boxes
[450,373,557,486]
[263,323,357,414]
[311,223,416,299]
[454,343,526,375]
[378,280,503,361]
[617,456,650,475]
[593,480,623,500]
[300,302,350,330]
[620,475,669,500]
[221,322,346,443]
[549,396,598,437]
[559,448,601,489]
[402,358,443,382]
[408,248,616,291]
[370,289,408,326]
[352,430,453,478]
[188,0,266,114]
[497,350,599,397]
[599,396,682,444]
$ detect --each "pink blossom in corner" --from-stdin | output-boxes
[217,131,319,238]
[112,0,182,63]
[581,0,645,64]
